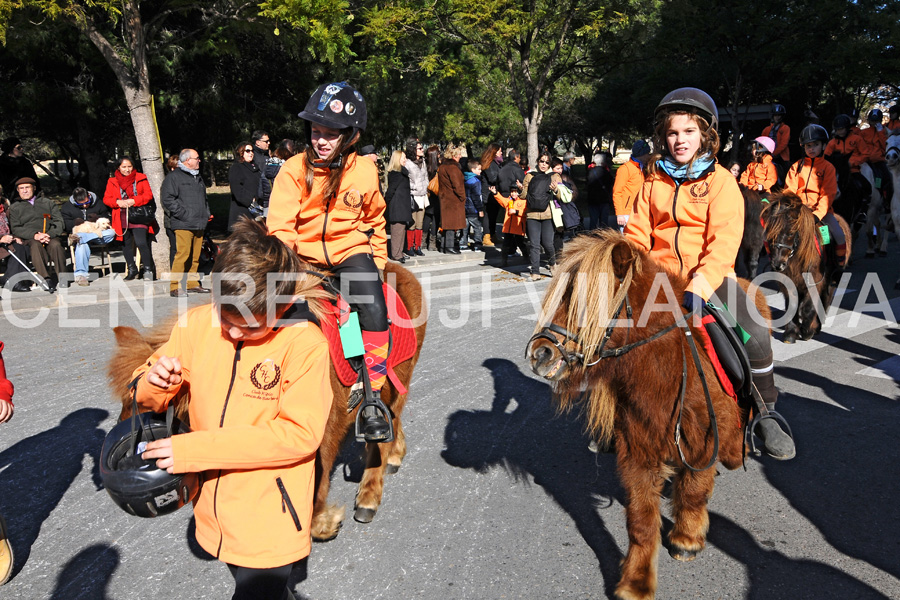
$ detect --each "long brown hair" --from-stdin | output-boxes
[302,128,357,200]
[480,143,502,171]
[646,112,720,177]
[425,145,441,180]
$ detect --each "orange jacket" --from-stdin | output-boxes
[612,159,645,216]
[886,119,900,133]
[102,173,158,239]
[739,154,778,191]
[825,133,866,172]
[624,164,743,300]
[784,156,837,220]
[494,193,527,236]
[858,125,888,163]
[133,304,332,569]
[761,123,791,162]
[267,153,388,270]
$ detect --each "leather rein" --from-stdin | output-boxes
[528,271,721,472]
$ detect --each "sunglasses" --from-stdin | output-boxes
[243,149,254,153]
[259,139,270,143]
[538,159,549,164]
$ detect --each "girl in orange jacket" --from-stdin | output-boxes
[625,87,794,460]
[267,82,392,443]
[138,218,332,600]
[493,190,528,267]
[740,136,779,193]
[785,124,845,268]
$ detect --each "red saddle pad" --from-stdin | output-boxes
[319,283,418,393]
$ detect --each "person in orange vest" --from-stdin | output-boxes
[762,104,791,171]
[886,104,900,134]
[785,124,846,273]
[0,341,14,586]
[825,114,870,224]
[739,136,778,193]
[857,108,893,204]
[267,82,392,443]
[493,189,528,267]
[612,140,650,230]
[137,218,332,600]
[625,87,794,460]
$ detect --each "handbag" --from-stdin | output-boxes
[121,181,156,225]
[427,175,440,196]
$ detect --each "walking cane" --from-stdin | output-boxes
[0,242,53,293]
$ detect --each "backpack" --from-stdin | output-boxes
[526,172,552,212]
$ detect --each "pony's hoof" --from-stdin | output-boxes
[782,333,797,344]
[311,504,345,542]
[354,507,377,523]
[669,545,701,561]
[879,250,888,257]
[385,463,401,475]
[865,251,875,258]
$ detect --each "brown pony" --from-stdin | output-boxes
[107,261,427,540]
[736,184,767,278]
[762,191,851,344]
[526,231,771,600]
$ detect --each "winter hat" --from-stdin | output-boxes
[631,140,651,157]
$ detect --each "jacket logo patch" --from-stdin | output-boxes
[689,182,710,200]
[342,190,362,210]
[250,359,281,390]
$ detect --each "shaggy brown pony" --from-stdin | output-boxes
[527,230,771,600]
[107,261,427,540]
[762,191,851,343]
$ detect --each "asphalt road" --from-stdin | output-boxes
[0,239,898,600]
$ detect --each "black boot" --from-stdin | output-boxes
[141,266,155,281]
[124,265,139,281]
[756,403,796,460]
[360,391,390,442]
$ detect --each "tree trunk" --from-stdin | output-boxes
[524,104,542,170]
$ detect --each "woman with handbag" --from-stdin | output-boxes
[103,156,158,280]
[227,141,262,231]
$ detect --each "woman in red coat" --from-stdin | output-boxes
[103,156,158,280]
[437,145,466,254]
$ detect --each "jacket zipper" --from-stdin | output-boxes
[671,182,685,273]
[321,194,334,268]
[213,341,244,558]
[276,477,303,531]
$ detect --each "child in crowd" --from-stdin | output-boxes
[785,124,845,274]
[494,188,528,268]
[138,218,332,600]
[740,137,778,193]
[462,161,484,251]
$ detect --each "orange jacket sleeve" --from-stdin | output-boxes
[612,161,643,216]
[774,125,790,160]
[760,156,778,191]
[623,179,653,252]
[266,159,305,256]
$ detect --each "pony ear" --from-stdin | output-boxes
[611,241,635,280]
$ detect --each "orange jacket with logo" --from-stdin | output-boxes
[624,164,743,300]
[494,193,527,236]
[825,133,866,172]
[739,154,778,191]
[612,159,645,216]
[784,156,837,220]
[761,123,791,162]
[858,125,888,163]
[133,304,332,569]
[267,153,388,270]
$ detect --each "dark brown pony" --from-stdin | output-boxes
[736,184,767,278]
[526,231,771,600]
[107,261,427,540]
[762,191,851,344]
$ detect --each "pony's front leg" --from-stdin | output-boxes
[310,420,348,542]
[798,287,821,341]
[615,456,666,600]
[385,417,406,474]
[354,437,393,523]
[667,467,715,561]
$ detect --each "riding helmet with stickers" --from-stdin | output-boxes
[654,87,718,131]
[299,82,367,135]
[833,114,853,131]
[867,108,884,122]
[771,103,787,117]
[100,407,199,518]
[799,124,829,145]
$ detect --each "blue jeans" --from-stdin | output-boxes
[461,215,483,247]
[73,230,116,276]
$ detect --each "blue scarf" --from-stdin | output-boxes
[177,162,200,176]
[658,154,715,182]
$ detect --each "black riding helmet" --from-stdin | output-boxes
[868,108,884,122]
[771,104,787,117]
[100,406,198,518]
[833,114,853,131]
[655,87,719,131]
[299,82,367,133]
[799,124,829,145]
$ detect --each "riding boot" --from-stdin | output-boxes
[752,369,796,460]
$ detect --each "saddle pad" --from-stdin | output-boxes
[319,283,418,393]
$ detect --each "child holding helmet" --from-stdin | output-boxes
[266,82,393,443]
[137,218,333,600]
[624,87,795,460]
[739,136,779,193]
[785,124,846,271]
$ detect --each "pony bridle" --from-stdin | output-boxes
[770,235,797,271]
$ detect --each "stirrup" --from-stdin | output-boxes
[744,386,795,458]
[354,377,394,444]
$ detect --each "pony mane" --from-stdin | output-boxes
[762,191,820,271]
